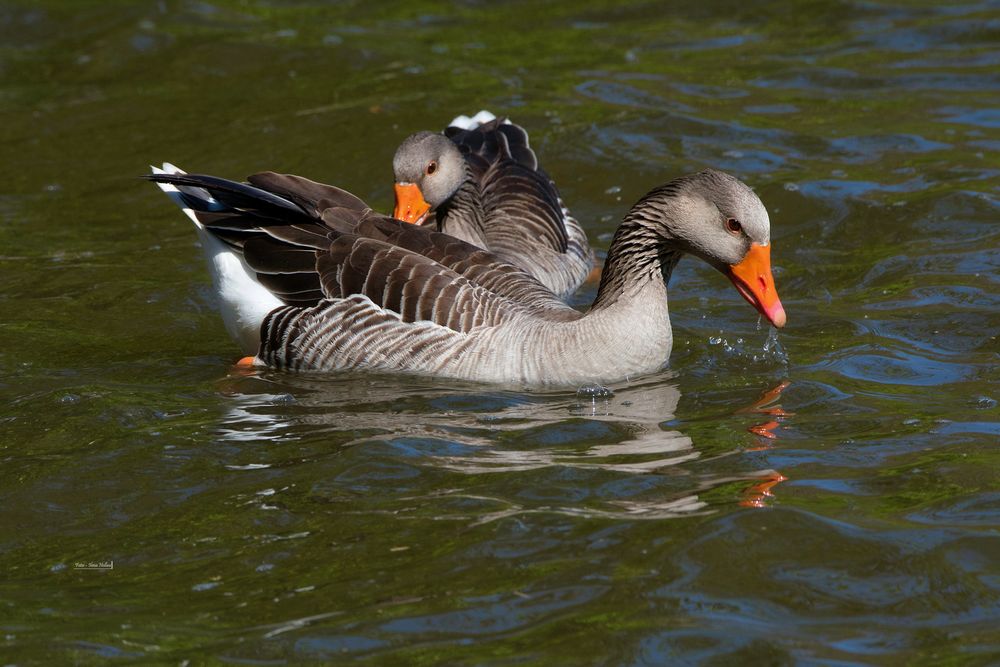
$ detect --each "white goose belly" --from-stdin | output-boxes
[442,299,674,386]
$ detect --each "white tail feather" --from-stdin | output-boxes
[447,109,511,130]
[151,163,281,355]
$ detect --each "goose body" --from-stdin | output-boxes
[148,164,785,387]
[392,111,594,299]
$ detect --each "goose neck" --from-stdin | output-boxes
[591,205,682,312]
[436,166,488,247]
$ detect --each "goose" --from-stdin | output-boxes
[147,164,785,387]
[391,111,594,299]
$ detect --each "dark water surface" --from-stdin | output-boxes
[2,0,999,663]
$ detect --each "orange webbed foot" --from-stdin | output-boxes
[228,355,259,377]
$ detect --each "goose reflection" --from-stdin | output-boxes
[213,370,790,517]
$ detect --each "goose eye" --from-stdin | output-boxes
[725,218,742,235]
[426,161,438,175]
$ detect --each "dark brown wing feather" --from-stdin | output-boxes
[147,170,580,324]
[313,237,503,331]
[347,216,578,320]
[246,172,369,218]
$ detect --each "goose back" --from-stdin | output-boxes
[439,116,594,298]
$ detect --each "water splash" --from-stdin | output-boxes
[762,327,787,362]
[571,383,615,416]
[705,326,788,366]
[575,383,615,400]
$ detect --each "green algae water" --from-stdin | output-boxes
[2,1,998,663]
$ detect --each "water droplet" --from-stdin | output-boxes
[974,396,996,409]
[192,581,219,592]
[576,383,614,400]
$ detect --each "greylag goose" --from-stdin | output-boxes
[147,164,785,387]
[391,111,594,298]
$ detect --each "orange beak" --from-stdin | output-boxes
[726,242,786,328]
[393,183,432,225]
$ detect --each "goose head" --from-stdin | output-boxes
[639,169,786,327]
[392,132,466,225]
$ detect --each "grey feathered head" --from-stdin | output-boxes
[392,132,466,224]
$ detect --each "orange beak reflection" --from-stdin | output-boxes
[393,183,432,225]
[727,242,786,328]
